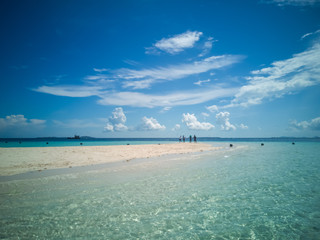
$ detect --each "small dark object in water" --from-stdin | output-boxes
[292,142,295,145]
[19,141,21,144]
[80,143,83,145]
[261,143,264,146]
[46,142,49,144]
[230,144,233,147]
[127,143,130,145]
[5,141,8,143]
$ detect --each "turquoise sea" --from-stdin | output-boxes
[1,140,320,239]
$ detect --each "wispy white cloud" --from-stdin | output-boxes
[202,112,210,118]
[93,68,109,73]
[116,54,243,89]
[137,117,166,131]
[265,0,320,6]
[122,79,154,89]
[146,31,203,55]
[194,79,211,86]
[172,124,181,131]
[216,112,236,131]
[33,85,104,97]
[225,42,320,108]
[33,31,243,108]
[206,105,219,113]
[104,107,128,132]
[182,113,214,130]
[160,107,172,113]
[36,53,242,94]
[198,37,216,57]
[290,117,320,130]
[301,29,320,40]
[53,119,102,129]
[97,87,238,108]
[34,83,237,108]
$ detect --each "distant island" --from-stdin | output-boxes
[67,135,80,139]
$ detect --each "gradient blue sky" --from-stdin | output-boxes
[1,0,320,138]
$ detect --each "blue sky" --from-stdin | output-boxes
[1,0,320,138]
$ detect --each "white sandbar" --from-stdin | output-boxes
[0,143,218,176]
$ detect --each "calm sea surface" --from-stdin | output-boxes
[1,141,320,239]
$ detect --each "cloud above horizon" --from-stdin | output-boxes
[117,54,243,89]
[137,117,166,131]
[146,31,203,55]
[104,107,128,132]
[32,30,245,109]
[216,112,236,131]
[291,116,320,130]
[32,32,320,113]
[0,115,46,137]
[224,41,320,108]
[182,113,214,130]
[97,87,238,108]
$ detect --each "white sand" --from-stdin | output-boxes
[0,143,218,176]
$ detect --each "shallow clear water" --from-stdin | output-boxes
[1,142,320,239]
[0,140,175,148]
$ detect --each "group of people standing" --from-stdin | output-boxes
[179,135,197,143]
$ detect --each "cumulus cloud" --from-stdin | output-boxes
[291,117,320,130]
[182,113,214,130]
[146,31,203,55]
[104,123,114,132]
[0,115,46,136]
[138,117,166,131]
[215,112,236,131]
[104,107,128,132]
[226,42,320,108]
[113,123,128,131]
[0,115,45,128]
[239,123,249,129]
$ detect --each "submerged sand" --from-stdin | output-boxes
[0,143,218,176]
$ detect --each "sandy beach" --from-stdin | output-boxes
[0,143,218,176]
